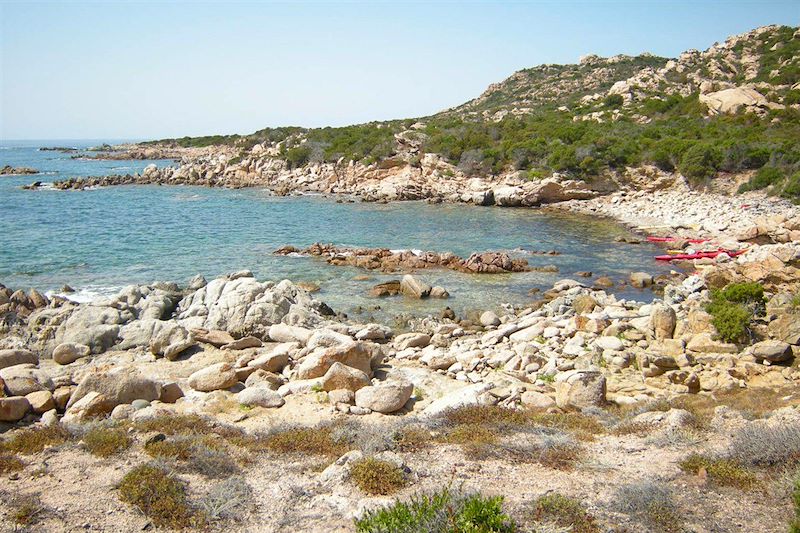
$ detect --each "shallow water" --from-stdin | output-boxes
[1,141,673,321]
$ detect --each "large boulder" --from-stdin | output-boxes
[176,276,321,338]
[188,362,238,392]
[687,332,738,354]
[629,272,653,289]
[699,87,768,115]
[0,396,31,422]
[192,329,235,347]
[52,343,90,365]
[400,275,431,299]
[0,349,38,370]
[247,344,293,373]
[422,383,494,417]
[0,364,54,396]
[296,341,375,380]
[650,304,677,340]
[555,370,606,409]
[236,387,285,408]
[769,314,800,345]
[55,305,128,354]
[117,319,195,360]
[67,367,162,410]
[320,362,370,392]
[268,323,312,345]
[26,390,55,414]
[394,333,430,350]
[752,340,793,363]
[354,381,413,414]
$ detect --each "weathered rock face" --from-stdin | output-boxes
[0,364,54,396]
[555,370,606,408]
[177,276,324,338]
[320,362,370,392]
[188,362,239,392]
[26,390,55,414]
[117,319,195,360]
[769,314,800,345]
[0,349,38,370]
[67,367,162,410]
[687,332,738,354]
[55,305,127,354]
[699,87,767,115]
[268,324,312,345]
[354,381,413,413]
[650,304,677,340]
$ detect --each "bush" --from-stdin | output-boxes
[0,425,71,455]
[678,143,722,183]
[350,457,407,495]
[611,480,682,532]
[742,165,784,191]
[679,453,759,489]
[118,464,205,529]
[791,477,800,533]
[729,423,800,467]
[706,282,765,343]
[1,492,47,526]
[145,436,240,478]
[0,453,24,474]
[529,493,598,533]
[262,425,350,457]
[355,489,515,533]
[604,94,624,108]
[82,426,131,458]
[201,476,253,521]
[783,172,800,200]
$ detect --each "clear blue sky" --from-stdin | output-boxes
[1,1,797,140]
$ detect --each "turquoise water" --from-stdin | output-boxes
[1,141,672,320]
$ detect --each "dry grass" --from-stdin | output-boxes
[0,491,48,526]
[82,426,131,458]
[349,457,408,495]
[201,476,253,521]
[261,425,351,458]
[392,425,434,452]
[118,463,206,529]
[673,386,800,423]
[529,493,599,533]
[145,436,240,479]
[0,453,25,474]
[0,425,71,455]
[611,480,683,533]
[680,453,760,490]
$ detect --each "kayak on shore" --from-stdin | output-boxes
[655,249,745,261]
[647,236,710,244]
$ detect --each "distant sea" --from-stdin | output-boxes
[0,139,672,320]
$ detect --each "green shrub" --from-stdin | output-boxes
[783,172,800,200]
[82,426,131,457]
[791,477,800,533]
[355,489,515,533]
[118,464,205,529]
[679,143,722,183]
[350,457,407,495]
[604,94,624,108]
[529,493,598,533]
[706,282,765,343]
[679,453,759,489]
[1,426,71,455]
[741,165,784,191]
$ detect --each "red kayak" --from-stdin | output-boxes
[655,249,745,261]
[647,236,710,244]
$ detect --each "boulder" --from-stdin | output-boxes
[555,370,606,409]
[650,304,677,340]
[268,324,312,345]
[768,314,800,345]
[67,367,162,409]
[0,396,31,422]
[62,391,109,422]
[0,349,38,370]
[192,329,235,347]
[573,295,598,315]
[26,390,55,414]
[752,340,793,363]
[354,381,413,414]
[244,370,284,390]
[629,272,653,288]
[520,390,556,409]
[237,387,285,408]
[400,275,431,299]
[222,336,262,350]
[56,305,126,354]
[188,362,239,392]
[0,364,54,396]
[160,382,184,403]
[430,287,450,299]
[52,343,91,365]
[422,383,494,417]
[247,344,294,373]
[699,87,768,115]
[595,336,624,351]
[296,341,375,380]
[369,281,402,297]
[480,311,501,327]
[147,321,195,360]
[394,333,430,350]
[320,362,370,392]
[686,332,738,354]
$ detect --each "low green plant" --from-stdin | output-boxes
[82,426,131,457]
[118,464,206,529]
[355,488,515,532]
[0,425,71,455]
[679,453,759,489]
[706,282,765,343]
[0,453,24,473]
[790,477,800,533]
[262,425,350,458]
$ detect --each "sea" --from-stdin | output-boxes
[0,139,673,322]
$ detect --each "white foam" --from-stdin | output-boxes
[46,285,123,304]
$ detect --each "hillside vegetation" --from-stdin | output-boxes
[146,24,800,199]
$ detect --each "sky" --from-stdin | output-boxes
[1,1,798,141]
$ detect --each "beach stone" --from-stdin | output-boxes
[752,340,793,362]
[159,382,184,403]
[131,399,151,410]
[247,345,292,373]
[328,388,355,405]
[268,323,312,345]
[67,367,162,409]
[296,341,375,380]
[192,329,235,347]
[237,387,285,408]
[222,336,262,350]
[244,369,284,390]
[354,381,413,414]
[650,304,677,339]
[354,324,391,341]
[400,275,431,299]
[394,333,430,350]
[595,336,624,351]
[629,272,653,288]
[110,404,136,420]
[0,396,31,422]
[369,281,401,297]
[480,311,501,327]
[521,390,556,409]
[52,343,90,365]
[307,329,352,350]
[0,349,38,370]
[187,274,207,290]
[188,362,238,392]
[573,295,598,315]
[0,364,54,396]
[430,286,450,299]
[555,370,606,408]
[26,390,55,414]
[320,362,371,392]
